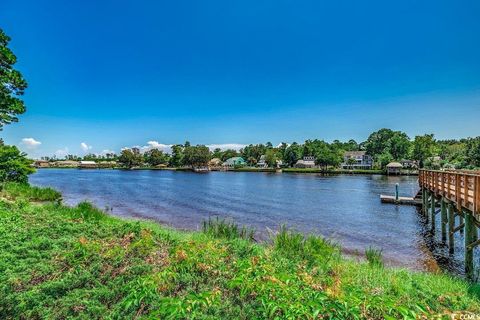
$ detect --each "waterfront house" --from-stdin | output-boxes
[386,162,403,175]
[257,155,268,168]
[208,158,222,168]
[97,161,117,168]
[33,160,50,168]
[401,159,418,169]
[341,151,373,169]
[294,156,316,168]
[53,160,79,168]
[79,160,97,169]
[223,157,246,168]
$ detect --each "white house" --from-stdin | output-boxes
[257,155,268,168]
[341,151,373,169]
[295,156,316,168]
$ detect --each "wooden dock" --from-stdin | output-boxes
[419,169,480,280]
[380,195,421,205]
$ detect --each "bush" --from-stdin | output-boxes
[0,144,35,183]
[1,182,61,202]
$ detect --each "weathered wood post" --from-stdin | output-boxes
[425,190,430,223]
[448,203,455,254]
[430,193,436,232]
[441,198,447,243]
[465,210,475,280]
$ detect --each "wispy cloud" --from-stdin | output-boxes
[21,137,42,149]
[122,141,172,153]
[55,147,69,157]
[101,149,116,155]
[122,142,247,153]
[80,142,92,152]
[206,143,246,151]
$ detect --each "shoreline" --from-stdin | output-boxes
[1,182,478,318]
[35,166,419,176]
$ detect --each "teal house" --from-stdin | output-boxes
[223,157,246,167]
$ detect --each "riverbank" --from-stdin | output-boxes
[0,183,478,318]
[36,166,419,175]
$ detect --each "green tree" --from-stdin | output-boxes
[364,128,395,157]
[0,144,34,183]
[283,142,303,167]
[220,149,239,161]
[387,131,410,160]
[144,149,169,166]
[183,145,210,167]
[464,137,480,168]
[412,134,436,168]
[119,149,143,168]
[169,144,184,167]
[0,29,28,129]
[264,149,278,167]
[346,157,356,170]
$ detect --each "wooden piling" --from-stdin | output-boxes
[430,194,435,231]
[448,203,454,254]
[459,213,464,235]
[465,210,475,280]
[441,198,447,242]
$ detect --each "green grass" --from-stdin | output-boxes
[365,247,384,268]
[0,182,62,202]
[0,185,479,319]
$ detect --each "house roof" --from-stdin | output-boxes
[209,158,222,165]
[386,162,403,168]
[223,157,246,165]
[344,151,366,157]
[80,161,96,165]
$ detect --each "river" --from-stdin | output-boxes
[30,169,466,274]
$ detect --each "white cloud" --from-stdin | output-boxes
[55,147,69,157]
[121,142,246,154]
[206,143,246,151]
[122,141,172,154]
[80,142,92,152]
[101,149,116,155]
[21,137,42,149]
[143,141,172,153]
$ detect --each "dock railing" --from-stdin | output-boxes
[419,169,480,221]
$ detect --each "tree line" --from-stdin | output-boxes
[44,128,480,170]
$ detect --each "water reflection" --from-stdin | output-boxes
[30,169,468,275]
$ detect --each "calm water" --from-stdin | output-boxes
[30,169,466,273]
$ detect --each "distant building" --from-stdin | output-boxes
[223,157,247,168]
[97,161,117,168]
[53,160,79,168]
[208,158,222,168]
[341,151,373,169]
[33,160,50,168]
[401,160,418,169]
[295,156,316,168]
[386,162,403,175]
[79,161,97,168]
[257,155,268,168]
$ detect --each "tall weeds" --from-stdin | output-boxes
[202,217,255,241]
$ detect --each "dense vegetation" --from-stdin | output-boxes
[40,129,480,170]
[1,183,479,319]
[0,28,34,184]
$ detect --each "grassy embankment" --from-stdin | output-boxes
[0,183,478,319]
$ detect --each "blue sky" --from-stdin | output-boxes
[1,0,480,158]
